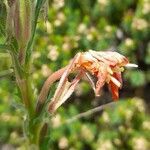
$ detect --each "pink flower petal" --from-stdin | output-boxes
[48,71,83,113]
[51,53,81,103]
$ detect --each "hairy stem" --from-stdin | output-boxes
[10,51,34,116]
[17,76,34,116]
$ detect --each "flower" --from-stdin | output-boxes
[48,50,137,113]
[132,18,148,30]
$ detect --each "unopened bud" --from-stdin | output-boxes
[6,0,33,64]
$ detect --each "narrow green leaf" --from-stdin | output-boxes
[0,69,13,78]
[0,1,7,36]
[25,0,47,64]
[0,44,10,52]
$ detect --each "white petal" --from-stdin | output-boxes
[54,74,81,111]
[54,81,71,111]
[125,63,138,68]
[84,51,98,62]
[110,76,121,88]
[89,50,108,63]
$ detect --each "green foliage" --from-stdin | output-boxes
[43,99,150,150]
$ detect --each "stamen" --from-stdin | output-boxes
[113,67,124,72]
[107,67,113,74]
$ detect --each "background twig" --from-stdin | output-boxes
[63,101,115,124]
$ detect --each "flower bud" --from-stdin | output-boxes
[6,0,33,63]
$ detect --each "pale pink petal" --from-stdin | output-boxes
[48,81,71,113]
[51,53,81,103]
[110,76,121,88]
[55,72,82,109]
[48,71,83,113]
[113,72,122,88]
[89,50,129,66]
[89,50,110,65]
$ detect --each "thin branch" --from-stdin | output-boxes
[63,101,115,124]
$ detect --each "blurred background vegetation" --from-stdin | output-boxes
[0,0,150,149]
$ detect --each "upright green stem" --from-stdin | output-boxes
[17,75,34,116]
[10,51,42,147]
[28,119,42,147]
[13,54,42,147]
[11,51,34,116]
[6,1,49,148]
